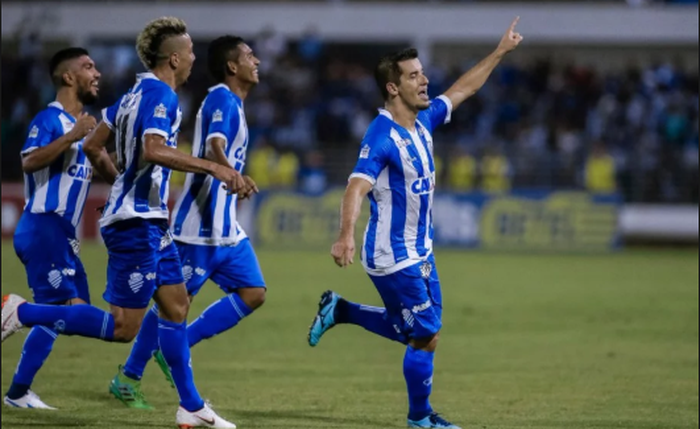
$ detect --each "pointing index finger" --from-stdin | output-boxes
[509,16,520,31]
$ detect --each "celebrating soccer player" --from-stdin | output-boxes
[109,35,266,409]
[307,17,523,429]
[3,47,104,410]
[2,17,241,428]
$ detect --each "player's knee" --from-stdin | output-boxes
[410,332,440,352]
[238,288,266,310]
[159,299,190,324]
[112,319,140,343]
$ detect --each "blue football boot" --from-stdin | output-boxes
[408,412,462,428]
[308,290,341,347]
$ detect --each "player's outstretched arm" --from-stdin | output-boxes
[331,177,373,267]
[22,113,97,174]
[443,16,523,111]
[142,133,243,194]
[83,121,119,185]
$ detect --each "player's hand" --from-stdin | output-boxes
[237,175,259,200]
[68,113,97,142]
[331,235,355,268]
[212,164,245,195]
[496,16,524,55]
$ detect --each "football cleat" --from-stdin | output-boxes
[408,412,462,428]
[108,365,153,410]
[176,403,237,428]
[2,294,26,342]
[4,391,57,410]
[307,290,341,347]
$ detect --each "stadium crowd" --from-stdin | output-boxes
[2,29,698,203]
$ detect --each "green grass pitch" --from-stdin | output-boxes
[1,241,698,428]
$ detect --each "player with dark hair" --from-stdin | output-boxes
[109,34,265,410]
[308,18,523,429]
[3,47,103,410]
[3,17,239,428]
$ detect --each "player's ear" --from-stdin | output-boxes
[169,52,180,69]
[62,70,75,87]
[386,82,399,97]
[226,60,237,76]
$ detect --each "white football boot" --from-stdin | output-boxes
[2,294,26,342]
[176,403,237,428]
[4,391,57,410]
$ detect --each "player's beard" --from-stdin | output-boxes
[78,87,98,106]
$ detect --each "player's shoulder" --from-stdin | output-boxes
[30,103,65,127]
[362,111,397,148]
[139,74,177,103]
[206,84,237,109]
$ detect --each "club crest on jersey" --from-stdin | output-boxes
[411,174,436,195]
[28,125,39,139]
[154,103,167,119]
[212,109,223,123]
[68,164,93,181]
[359,145,370,159]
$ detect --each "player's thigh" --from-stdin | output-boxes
[101,219,159,309]
[210,239,266,293]
[13,219,83,304]
[154,239,190,322]
[176,241,216,297]
[370,263,442,340]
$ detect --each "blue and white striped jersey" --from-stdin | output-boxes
[21,101,93,229]
[99,73,182,228]
[350,95,452,276]
[171,84,248,246]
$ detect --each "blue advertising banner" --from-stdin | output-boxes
[251,190,621,252]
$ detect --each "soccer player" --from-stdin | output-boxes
[307,18,523,429]
[108,35,266,409]
[2,17,241,428]
[3,47,105,410]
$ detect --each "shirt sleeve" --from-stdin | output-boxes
[21,112,58,156]
[206,98,238,145]
[101,97,121,131]
[349,135,393,186]
[142,89,178,140]
[422,95,453,133]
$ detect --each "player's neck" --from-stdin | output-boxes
[150,67,178,91]
[55,89,84,118]
[385,101,418,132]
[225,78,252,101]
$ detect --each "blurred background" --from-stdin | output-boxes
[1,0,698,250]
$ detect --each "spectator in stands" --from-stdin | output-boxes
[585,141,617,194]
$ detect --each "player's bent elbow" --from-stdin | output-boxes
[21,157,40,174]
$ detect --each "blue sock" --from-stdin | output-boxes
[404,346,435,421]
[336,299,405,343]
[187,293,253,348]
[123,305,160,380]
[159,318,204,412]
[6,326,58,399]
[18,303,114,341]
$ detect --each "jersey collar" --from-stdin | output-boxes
[137,72,160,82]
[48,101,65,111]
[208,83,229,93]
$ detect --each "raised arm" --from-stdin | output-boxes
[443,17,523,110]
[331,177,373,267]
[22,113,96,174]
[142,134,243,194]
[83,121,119,185]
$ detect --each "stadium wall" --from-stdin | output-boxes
[2,184,696,248]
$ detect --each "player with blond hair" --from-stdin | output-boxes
[3,17,240,428]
